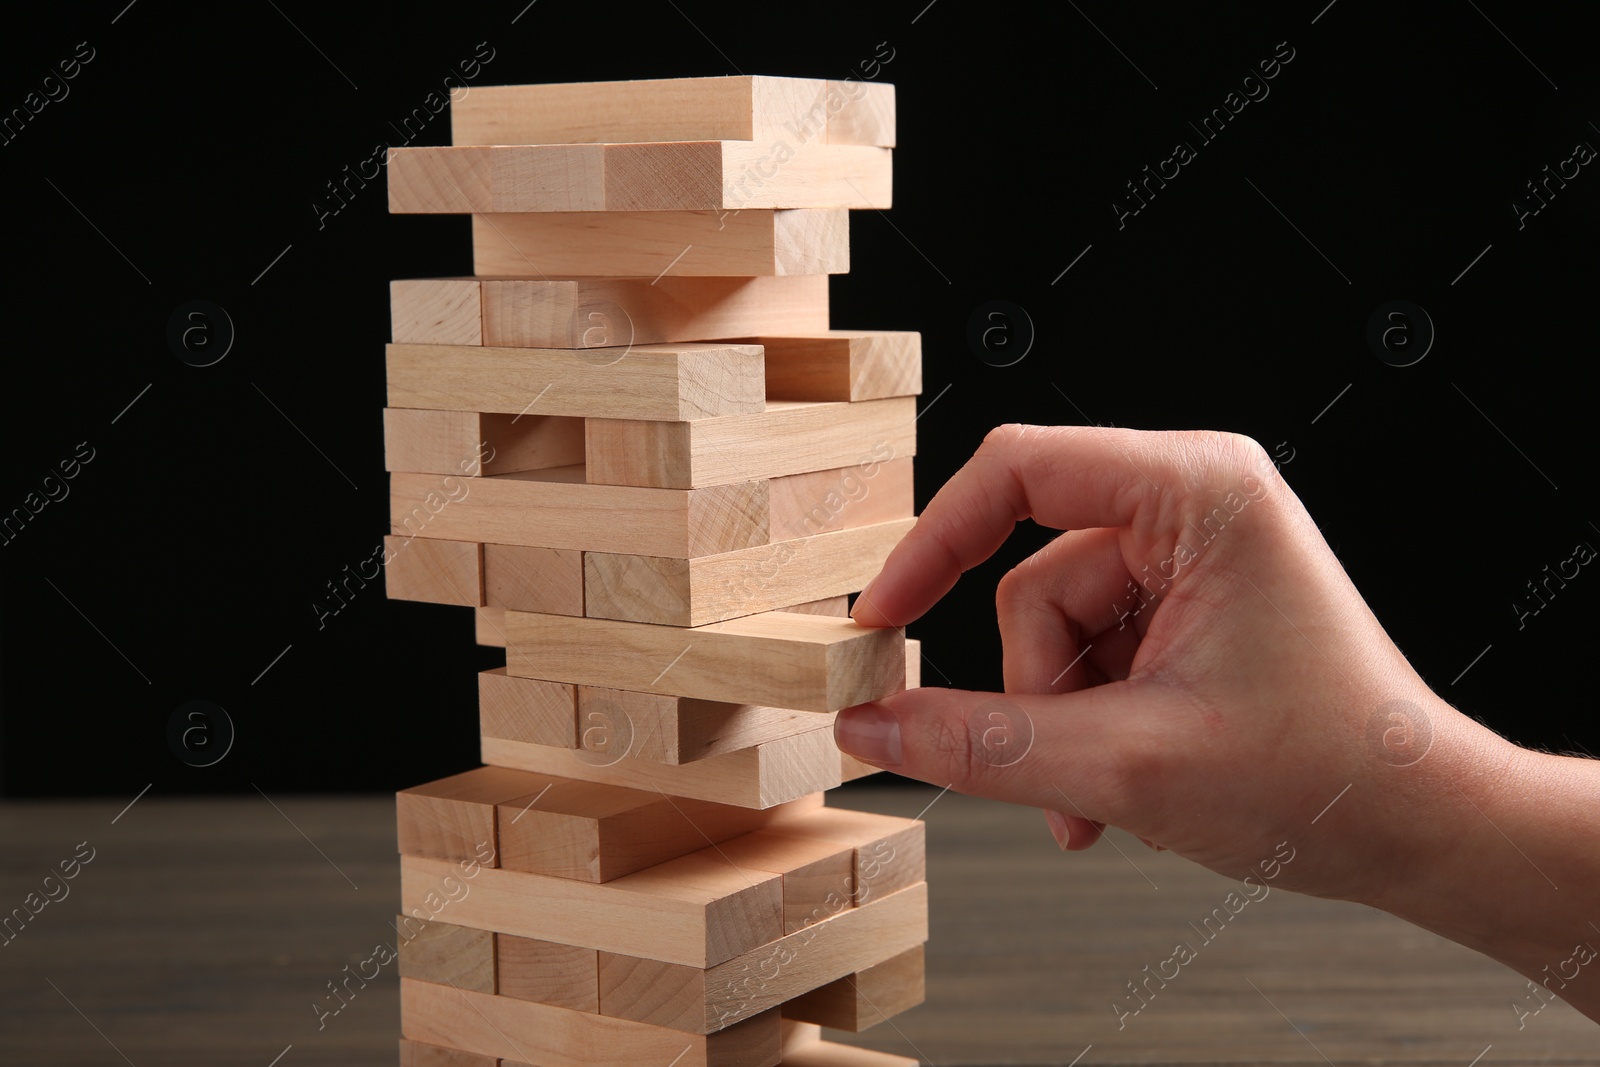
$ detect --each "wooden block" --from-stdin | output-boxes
[398,1037,498,1067]
[387,341,764,422]
[483,728,841,809]
[594,955,707,1038]
[383,408,584,476]
[780,1041,919,1067]
[384,535,483,607]
[577,687,823,765]
[396,765,557,864]
[390,278,481,345]
[839,753,881,784]
[399,852,781,967]
[449,76,894,148]
[496,934,598,1012]
[712,831,856,935]
[479,275,829,350]
[769,456,914,540]
[786,595,850,617]
[586,398,916,489]
[387,142,603,213]
[483,544,583,615]
[778,807,926,907]
[496,783,821,883]
[824,81,896,147]
[479,668,577,748]
[584,518,914,626]
[570,642,913,766]
[781,1021,823,1055]
[504,609,904,712]
[839,639,917,782]
[474,604,506,647]
[472,209,849,278]
[596,883,928,1033]
[388,142,892,213]
[401,978,781,1067]
[396,915,495,993]
[391,467,768,557]
[784,944,925,1032]
[746,331,922,402]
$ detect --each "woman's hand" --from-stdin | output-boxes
[835,424,1516,912]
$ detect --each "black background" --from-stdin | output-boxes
[3,1,1595,798]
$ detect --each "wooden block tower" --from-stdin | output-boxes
[383,76,926,1067]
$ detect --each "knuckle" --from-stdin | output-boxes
[979,422,1028,454]
[1163,430,1272,495]
[925,704,981,787]
[994,565,1030,613]
[1219,431,1270,470]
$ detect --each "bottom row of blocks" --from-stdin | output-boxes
[399,1018,921,1067]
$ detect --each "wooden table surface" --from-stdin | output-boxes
[1,784,1594,1066]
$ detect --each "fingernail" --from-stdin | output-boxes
[851,577,879,620]
[835,703,902,766]
[1044,809,1072,851]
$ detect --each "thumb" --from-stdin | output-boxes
[833,683,1150,816]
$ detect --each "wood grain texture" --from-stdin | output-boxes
[383,535,483,607]
[778,1041,919,1067]
[448,76,894,148]
[745,331,922,402]
[390,278,481,345]
[768,456,914,540]
[712,830,856,934]
[496,934,598,1012]
[586,398,916,489]
[784,945,925,1032]
[396,915,495,993]
[786,594,851,617]
[596,883,927,1033]
[480,275,829,349]
[390,467,769,557]
[386,341,764,422]
[471,209,848,278]
[570,647,911,767]
[399,853,781,967]
[495,783,821,883]
[482,544,583,615]
[383,408,584,476]
[781,1020,822,1055]
[584,518,914,626]
[576,687,823,765]
[841,639,915,784]
[474,604,506,647]
[824,81,896,147]
[478,668,577,749]
[396,765,554,865]
[482,728,841,810]
[504,609,905,712]
[398,1038,499,1067]
[838,752,883,785]
[387,142,604,213]
[388,142,891,213]
[400,978,781,1067]
[780,807,926,908]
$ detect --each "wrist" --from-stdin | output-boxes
[1370,705,1600,1011]
[1369,709,1530,943]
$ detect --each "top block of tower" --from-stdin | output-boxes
[450,75,894,148]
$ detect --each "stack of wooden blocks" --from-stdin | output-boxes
[382,75,926,1067]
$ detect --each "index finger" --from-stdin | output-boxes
[850,424,1255,627]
